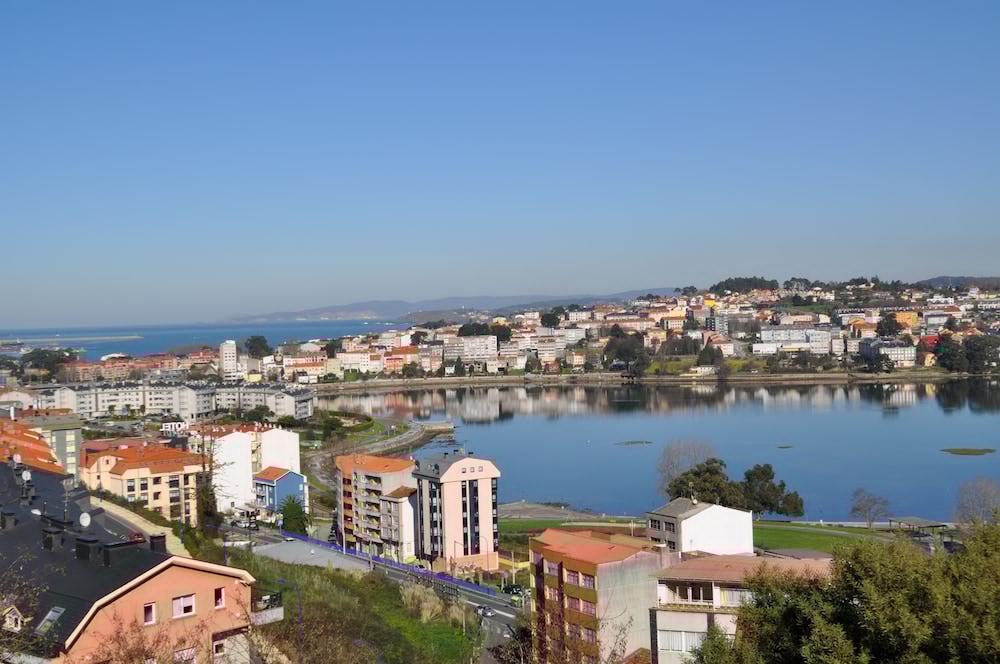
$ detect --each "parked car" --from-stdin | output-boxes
[475,605,496,618]
[502,583,524,595]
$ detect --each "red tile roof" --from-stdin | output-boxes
[254,466,292,482]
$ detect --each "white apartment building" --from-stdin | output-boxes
[190,425,304,514]
[859,338,917,368]
[31,382,314,421]
[443,335,499,363]
[219,340,242,381]
[645,498,753,555]
[756,325,833,355]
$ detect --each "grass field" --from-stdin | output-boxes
[752,523,869,553]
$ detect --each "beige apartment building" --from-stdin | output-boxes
[81,445,206,525]
[413,448,501,572]
[333,453,417,559]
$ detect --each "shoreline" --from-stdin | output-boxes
[315,369,982,395]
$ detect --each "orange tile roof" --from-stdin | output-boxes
[532,529,649,565]
[85,445,205,475]
[657,554,831,583]
[335,453,414,476]
[254,466,292,482]
[0,421,65,475]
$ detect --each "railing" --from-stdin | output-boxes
[278,530,498,597]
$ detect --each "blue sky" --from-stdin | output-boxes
[2,2,999,327]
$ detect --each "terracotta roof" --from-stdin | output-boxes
[335,453,414,476]
[85,446,204,475]
[532,529,650,566]
[0,421,65,474]
[383,486,417,499]
[657,554,831,583]
[254,466,292,482]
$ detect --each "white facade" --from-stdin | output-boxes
[646,499,753,555]
[219,340,241,381]
[212,432,255,512]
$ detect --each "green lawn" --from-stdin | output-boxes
[752,523,868,553]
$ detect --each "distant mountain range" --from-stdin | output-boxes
[230,288,680,323]
[915,276,1000,289]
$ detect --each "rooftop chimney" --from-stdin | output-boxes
[1,510,17,530]
[149,534,167,554]
[75,535,101,562]
[42,526,62,551]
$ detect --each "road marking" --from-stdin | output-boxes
[462,599,516,619]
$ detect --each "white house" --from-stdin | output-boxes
[645,498,753,555]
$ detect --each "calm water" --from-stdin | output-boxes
[0,321,400,360]
[321,381,1000,521]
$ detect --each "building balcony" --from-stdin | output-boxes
[251,587,284,625]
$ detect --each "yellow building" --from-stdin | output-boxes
[81,445,206,525]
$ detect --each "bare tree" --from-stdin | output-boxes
[955,477,1000,525]
[658,440,716,499]
[0,550,50,660]
[849,488,889,529]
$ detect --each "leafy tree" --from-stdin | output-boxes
[964,335,1000,373]
[849,488,889,529]
[683,318,701,331]
[944,315,959,331]
[457,322,490,336]
[279,496,310,534]
[865,354,895,374]
[242,405,272,422]
[875,314,902,337]
[243,335,272,359]
[323,337,344,356]
[709,277,779,293]
[419,319,449,329]
[743,464,804,517]
[524,355,542,373]
[409,330,428,346]
[704,525,1000,663]
[540,312,562,328]
[604,333,650,373]
[20,348,76,376]
[681,286,699,296]
[935,337,969,372]
[667,458,746,508]
[401,363,423,378]
[697,346,723,367]
[659,335,701,356]
[489,324,513,342]
[276,415,299,427]
[452,358,466,377]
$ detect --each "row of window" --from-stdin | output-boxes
[143,587,225,627]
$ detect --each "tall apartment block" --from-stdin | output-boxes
[413,449,500,572]
[333,454,417,560]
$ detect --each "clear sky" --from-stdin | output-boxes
[3,2,999,327]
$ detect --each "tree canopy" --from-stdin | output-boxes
[457,322,491,336]
[279,496,310,535]
[709,277,779,293]
[875,313,902,337]
[540,312,562,328]
[666,458,804,517]
[603,333,650,373]
[692,524,1000,663]
[243,335,272,359]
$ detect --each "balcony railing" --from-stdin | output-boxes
[251,588,284,625]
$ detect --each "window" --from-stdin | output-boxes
[565,570,579,585]
[582,627,597,644]
[214,587,225,608]
[566,596,580,612]
[667,539,677,551]
[665,521,676,533]
[544,561,560,576]
[658,630,707,653]
[172,594,195,618]
[567,623,581,639]
[34,607,65,635]
[213,639,226,656]
[581,574,595,589]
[648,519,661,530]
[143,603,156,625]
[153,477,162,485]
[3,610,23,633]
[173,647,196,662]
[580,600,596,616]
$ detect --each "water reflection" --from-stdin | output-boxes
[320,380,1000,424]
